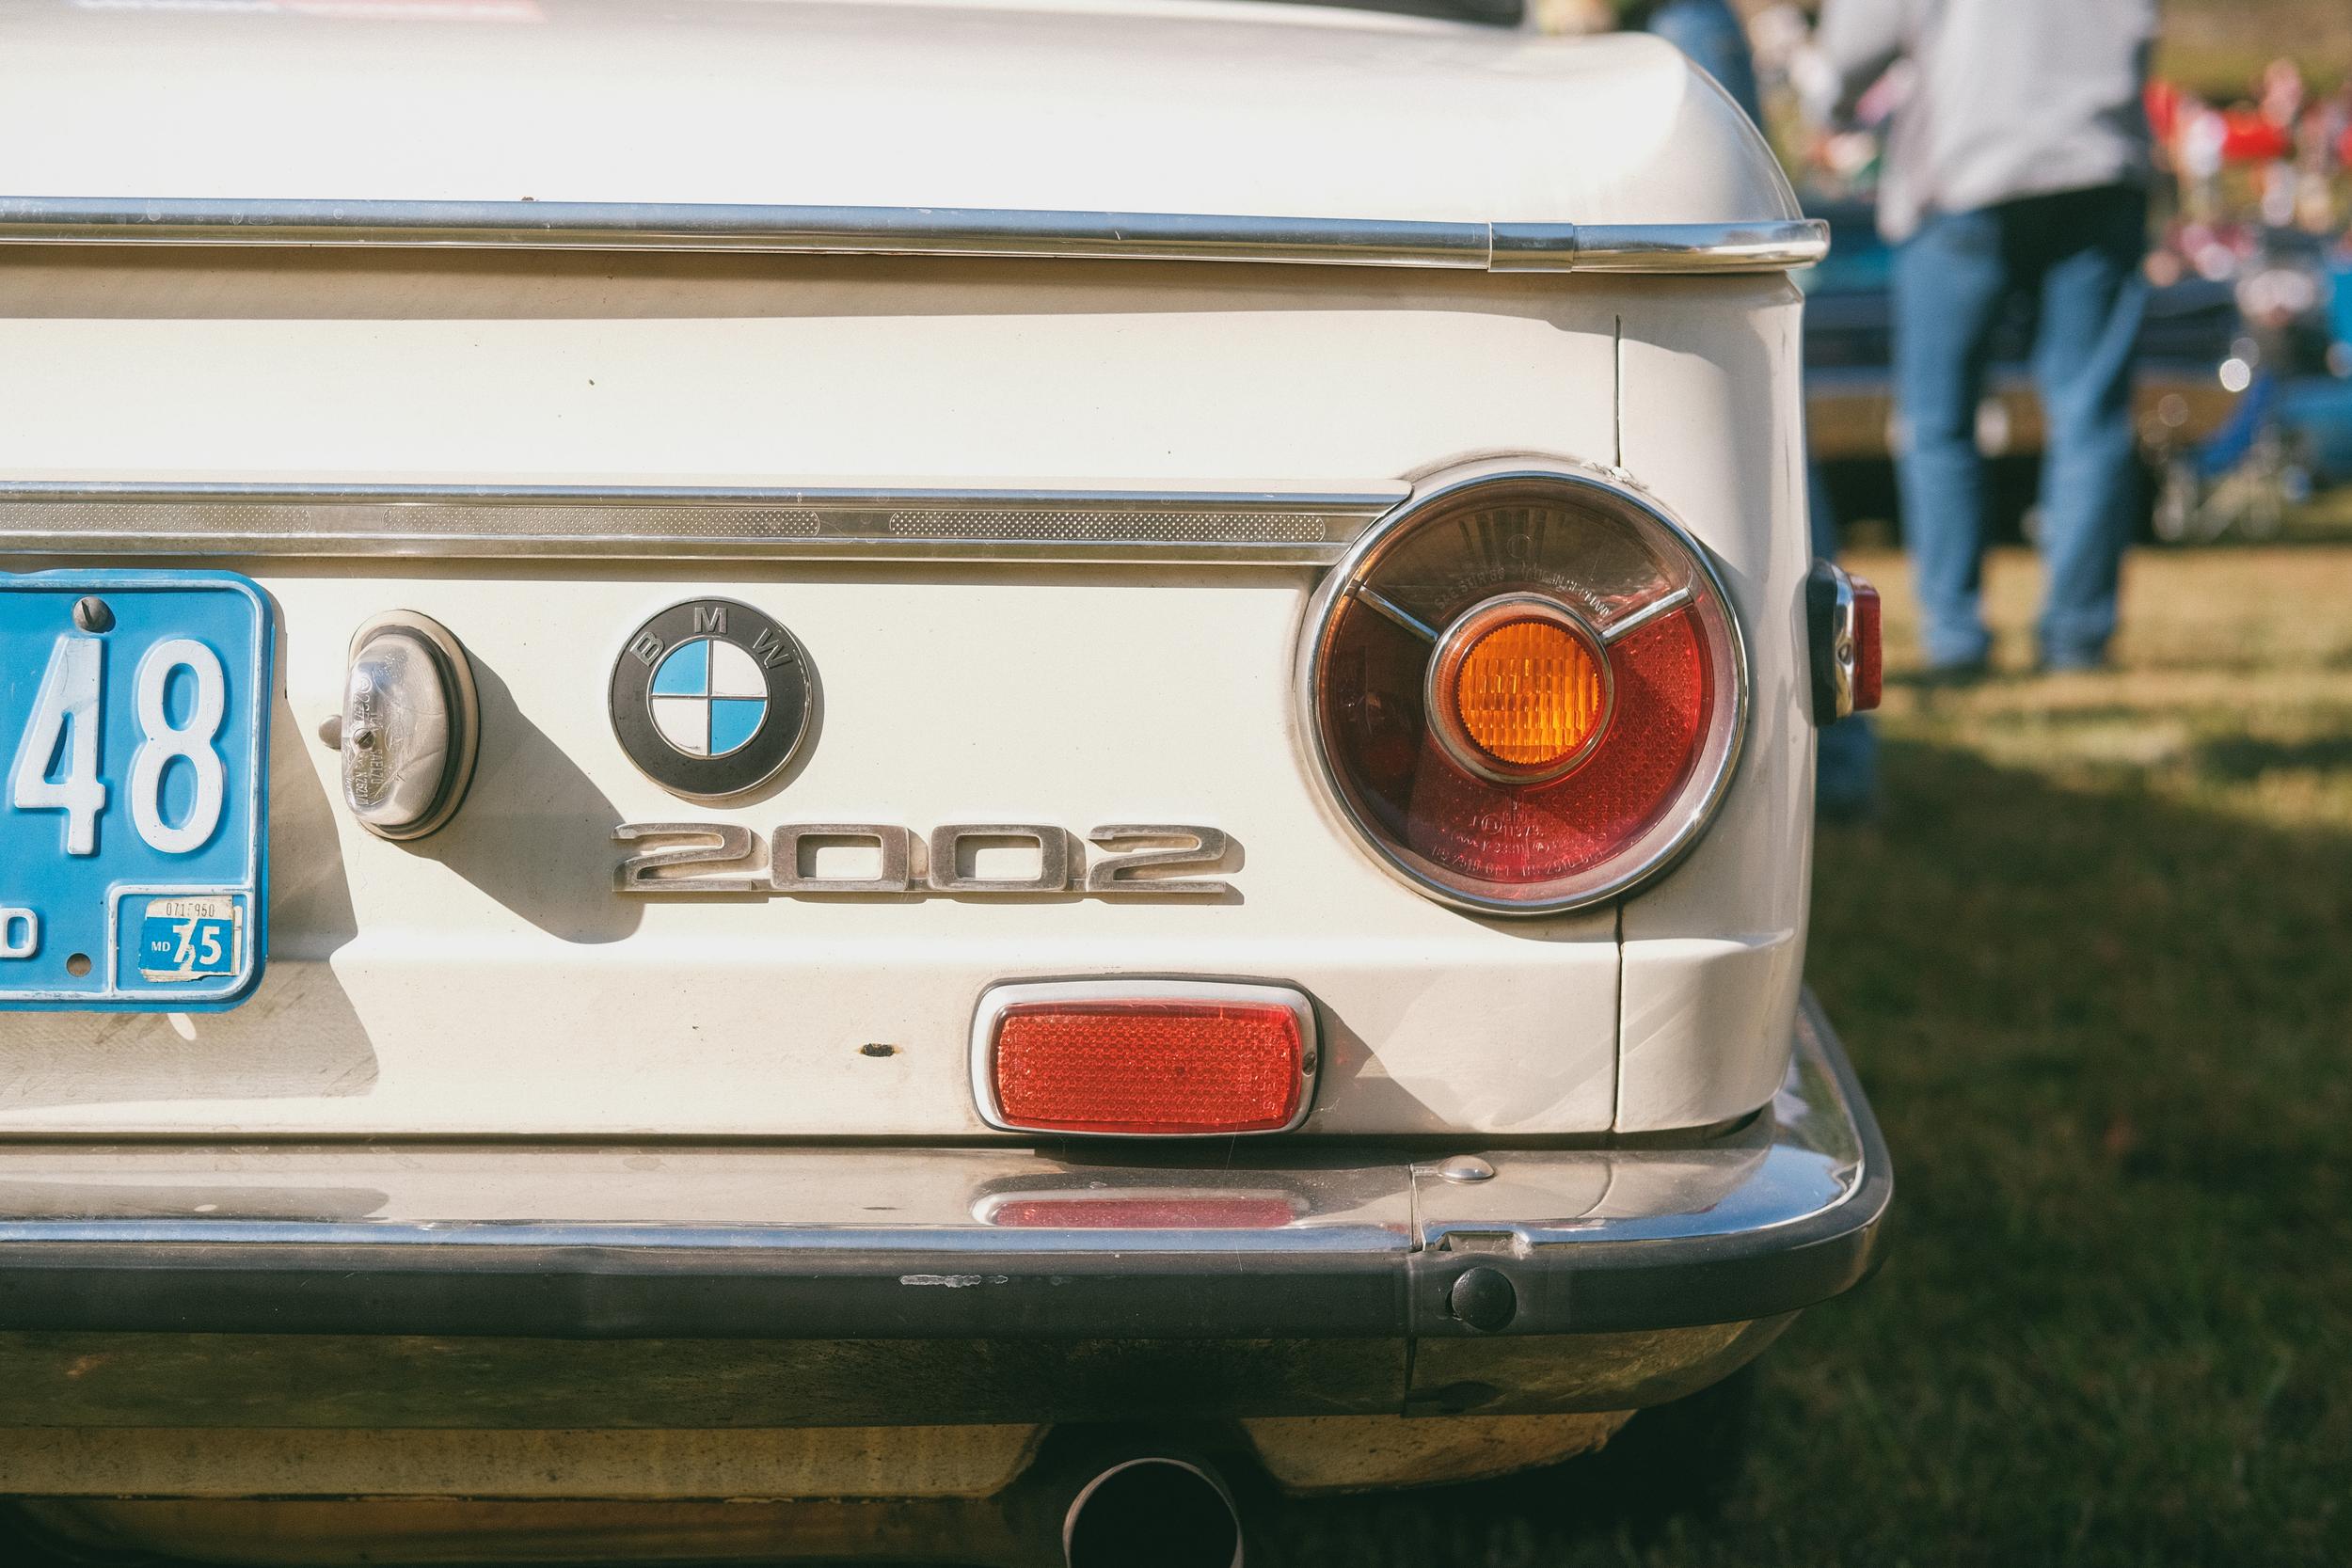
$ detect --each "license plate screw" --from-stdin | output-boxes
[72,596,114,633]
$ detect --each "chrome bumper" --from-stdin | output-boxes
[0,995,1886,1424]
[0,994,1886,1342]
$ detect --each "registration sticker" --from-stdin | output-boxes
[135,895,246,984]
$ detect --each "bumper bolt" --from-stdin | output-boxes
[1437,1155,1495,1183]
[1448,1266,1518,1333]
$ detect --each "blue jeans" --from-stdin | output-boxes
[1643,0,1762,125]
[1892,185,2148,669]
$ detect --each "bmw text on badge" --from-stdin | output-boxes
[610,599,812,800]
[0,571,272,1010]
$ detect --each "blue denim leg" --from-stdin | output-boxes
[1644,0,1763,125]
[1816,706,1882,821]
[1893,206,2010,669]
[2028,188,2147,667]
[1808,464,1878,818]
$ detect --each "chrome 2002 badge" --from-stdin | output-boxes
[609,599,813,801]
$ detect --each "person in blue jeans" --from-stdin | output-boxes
[1812,0,2156,673]
[1641,0,1880,818]
[1629,0,1763,121]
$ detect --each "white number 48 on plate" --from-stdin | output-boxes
[9,633,230,857]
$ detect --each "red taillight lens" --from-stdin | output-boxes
[979,990,1313,1136]
[1303,467,1744,913]
[1406,609,1711,882]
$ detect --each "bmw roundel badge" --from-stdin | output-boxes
[610,599,813,800]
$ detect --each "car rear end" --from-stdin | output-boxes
[0,3,1887,1562]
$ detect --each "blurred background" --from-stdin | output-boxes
[1779,1,2352,552]
[1279,4,2352,1563]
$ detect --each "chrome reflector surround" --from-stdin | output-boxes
[1295,460,1749,917]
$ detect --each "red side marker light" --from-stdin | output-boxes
[1850,574,1883,713]
[1806,561,1880,722]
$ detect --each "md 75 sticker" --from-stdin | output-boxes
[136,895,246,983]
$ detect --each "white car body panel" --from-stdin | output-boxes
[0,2,1809,1137]
[1,2,1796,229]
[0,2,1906,1536]
[1615,279,1816,1131]
[0,255,1621,485]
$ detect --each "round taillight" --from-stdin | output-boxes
[1296,463,1746,915]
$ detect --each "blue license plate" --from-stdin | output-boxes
[0,571,271,1009]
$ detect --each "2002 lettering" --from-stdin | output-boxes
[614,823,1234,898]
[7,634,229,856]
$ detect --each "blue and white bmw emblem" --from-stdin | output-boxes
[648,636,771,758]
[610,599,812,800]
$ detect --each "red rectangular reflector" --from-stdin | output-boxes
[987,997,1309,1136]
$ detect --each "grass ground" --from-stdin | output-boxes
[2156,0,2352,95]
[1730,538,2352,1565]
[1278,532,2352,1567]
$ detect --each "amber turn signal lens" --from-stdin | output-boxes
[1454,616,1608,768]
[1427,596,1613,784]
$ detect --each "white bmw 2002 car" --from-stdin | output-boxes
[0,0,1888,1562]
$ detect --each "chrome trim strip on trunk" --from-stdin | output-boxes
[1489,220,1834,274]
[0,198,1828,274]
[0,482,1411,565]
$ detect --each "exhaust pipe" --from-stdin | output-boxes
[1062,1454,1245,1568]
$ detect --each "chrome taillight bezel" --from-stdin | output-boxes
[1293,458,1750,917]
